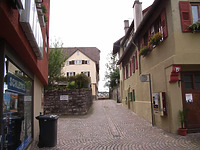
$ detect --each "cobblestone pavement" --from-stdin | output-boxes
[32,100,200,150]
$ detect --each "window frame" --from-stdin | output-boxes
[190,3,200,23]
[81,71,90,77]
[140,9,167,48]
[182,72,200,90]
[67,72,75,77]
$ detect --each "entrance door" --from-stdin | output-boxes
[181,72,200,132]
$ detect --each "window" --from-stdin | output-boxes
[182,73,200,90]
[81,71,90,77]
[179,1,200,32]
[67,72,75,77]
[45,35,48,53]
[128,92,132,101]
[130,60,132,76]
[3,58,33,149]
[144,32,149,46]
[150,26,155,36]
[132,89,135,101]
[191,3,200,23]
[135,51,138,70]
[77,51,79,55]
[140,9,167,47]
[126,65,128,79]
[184,75,193,90]
[128,63,130,77]
[75,60,82,65]
[69,60,74,65]
[195,75,200,89]
[124,66,127,80]
[66,61,69,65]
[132,56,135,73]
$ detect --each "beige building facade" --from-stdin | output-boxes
[113,0,200,134]
[62,47,100,99]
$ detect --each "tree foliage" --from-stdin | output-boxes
[48,40,67,84]
[104,52,120,90]
[67,74,90,89]
[109,68,120,89]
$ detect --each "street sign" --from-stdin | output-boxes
[140,75,148,82]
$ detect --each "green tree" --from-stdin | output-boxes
[104,52,120,90]
[67,74,90,89]
[109,68,120,89]
[48,40,67,84]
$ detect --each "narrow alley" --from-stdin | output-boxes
[32,100,200,150]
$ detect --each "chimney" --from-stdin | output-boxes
[133,0,142,32]
[124,20,129,34]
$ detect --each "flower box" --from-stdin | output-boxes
[188,21,200,33]
[139,46,150,56]
[149,32,163,46]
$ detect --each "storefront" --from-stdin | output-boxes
[0,0,49,149]
[0,41,34,150]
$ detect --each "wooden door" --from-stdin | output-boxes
[181,72,200,132]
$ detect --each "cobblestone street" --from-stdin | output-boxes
[33,100,200,150]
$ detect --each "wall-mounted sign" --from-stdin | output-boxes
[185,93,193,103]
[169,65,181,83]
[7,73,26,95]
[152,93,159,114]
[140,75,148,82]
[60,95,69,101]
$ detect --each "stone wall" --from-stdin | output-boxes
[110,87,120,102]
[44,89,92,115]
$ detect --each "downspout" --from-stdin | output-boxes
[149,74,155,126]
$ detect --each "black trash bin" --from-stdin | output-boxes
[2,115,23,150]
[36,114,59,148]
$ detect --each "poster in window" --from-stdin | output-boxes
[185,93,193,103]
[3,94,11,112]
[10,94,18,112]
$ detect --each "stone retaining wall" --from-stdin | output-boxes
[44,89,92,115]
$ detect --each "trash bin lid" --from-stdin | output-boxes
[36,114,59,120]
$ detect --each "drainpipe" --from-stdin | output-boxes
[148,74,155,126]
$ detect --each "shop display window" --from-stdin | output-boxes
[2,58,33,150]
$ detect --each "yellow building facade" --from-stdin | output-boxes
[114,0,200,134]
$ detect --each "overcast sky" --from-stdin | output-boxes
[49,0,154,92]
